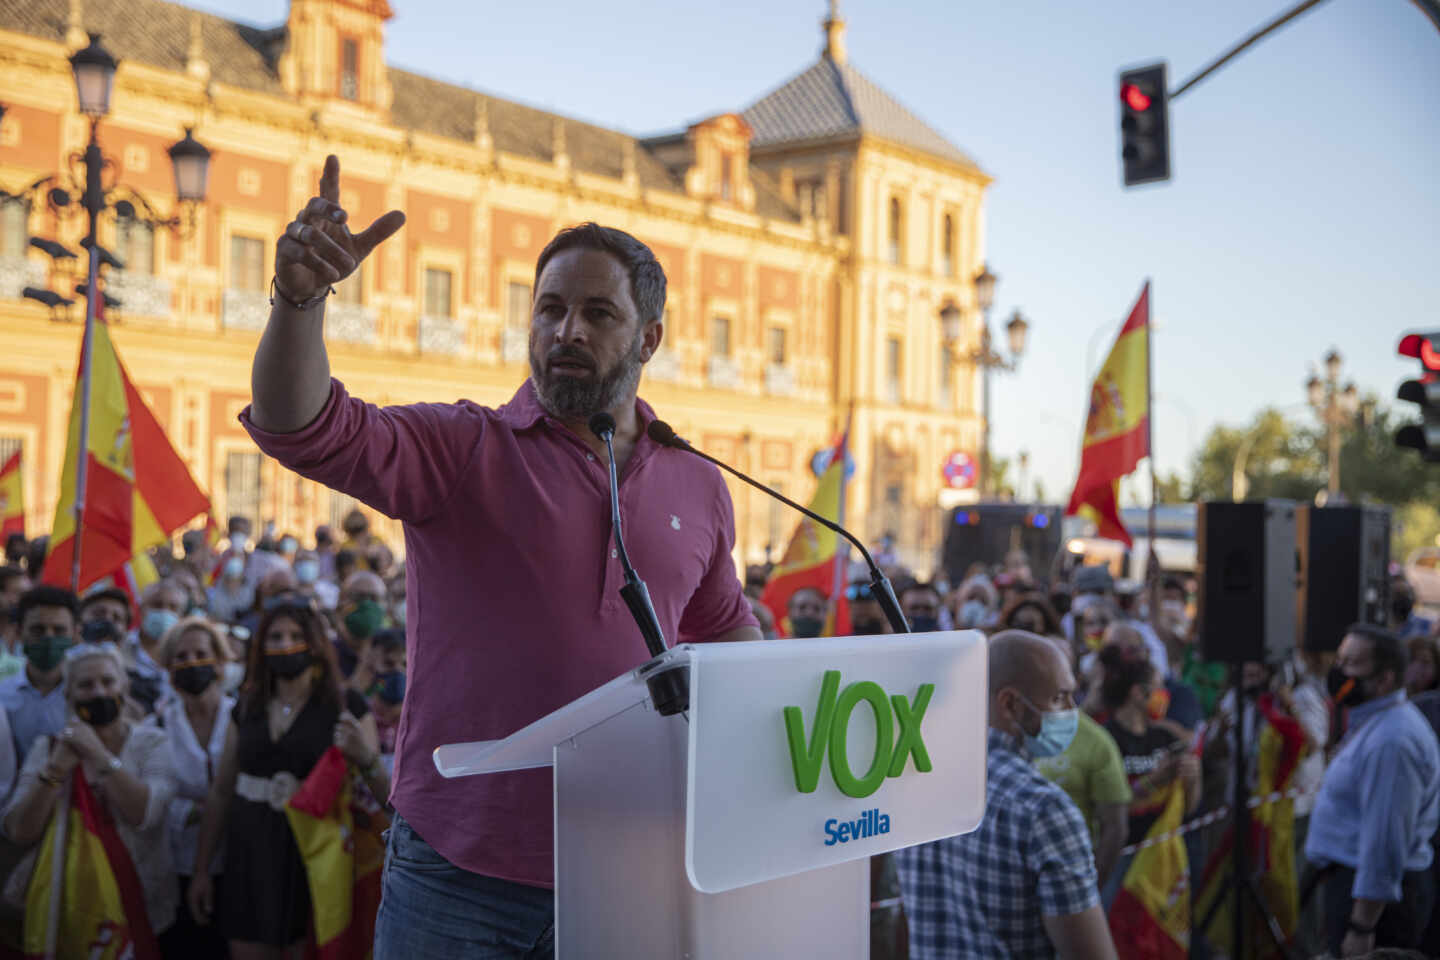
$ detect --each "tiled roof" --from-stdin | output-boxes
[743,57,982,172]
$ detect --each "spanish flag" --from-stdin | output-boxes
[1194,695,1306,959]
[42,297,211,592]
[22,766,159,960]
[1066,283,1151,546]
[286,747,387,960]
[0,450,22,539]
[1108,778,1189,959]
[760,422,851,637]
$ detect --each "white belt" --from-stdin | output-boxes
[235,771,300,811]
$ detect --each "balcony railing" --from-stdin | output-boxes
[764,363,794,396]
[419,315,464,356]
[328,302,378,346]
[501,326,529,365]
[222,289,270,331]
[106,271,172,318]
[647,347,680,382]
[707,355,740,389]
[0,256,46,301]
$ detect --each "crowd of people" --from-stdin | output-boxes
[0,509,405,958]
[749,550,1440,960]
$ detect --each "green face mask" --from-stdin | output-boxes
[343,599,386,640]
[24,636,72,672]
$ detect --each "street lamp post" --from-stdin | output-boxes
[941,263,1029,501]
[10,33,211,590]
[1305,348,1359,500]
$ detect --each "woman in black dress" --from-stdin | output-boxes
[188,596,380,960]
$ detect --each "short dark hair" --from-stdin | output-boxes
[371,627,405,656]
[900,582,941,604]
[1000,592,1063,637]
[17,585,79,630]
[1346,623,1406,684]
[80,586,134,626]
[1098,642,1152,710]
[533,223,667,328]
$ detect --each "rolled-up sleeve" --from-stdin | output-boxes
[1353,742,1420,901]
[676,478,756,644]
[1029,792,1100,917]
[240,378,484,525]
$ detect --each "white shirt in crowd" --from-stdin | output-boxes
[155,693,234,878]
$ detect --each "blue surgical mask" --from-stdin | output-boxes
[142,608,180,641]
[224,556,245,579]
[1017,692,1079,758]
[230,533,250,552]
[958,600,989,629]
[294,560,320,584]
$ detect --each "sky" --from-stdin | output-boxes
[187,0,1440,503]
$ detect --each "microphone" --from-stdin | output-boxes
[647,420,910,635]
[589,413,688,716]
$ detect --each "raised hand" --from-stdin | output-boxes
[274,155,406,303]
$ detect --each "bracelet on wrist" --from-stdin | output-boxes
[270,276,335,312]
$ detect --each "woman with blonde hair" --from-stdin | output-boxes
[155,616,236,958]
[3,642,179,939]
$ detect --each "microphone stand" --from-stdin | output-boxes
[650,423,909,635]
[592,417,689,716]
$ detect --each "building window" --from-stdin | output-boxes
[885,336,902,404]
[506,281,531,329]
[424,267,453,319]
[939,345,954,407]
[887,197,903,265]
[224,451,262,533]
[711,315,731,357]
[228,235,266,291]
[720,154,733,201]
[941,214,955,278]
[116,217,154,275]
[1,200,28,259]
[767,326,787,365]
[340,37,359,101]
[334,263,363,304]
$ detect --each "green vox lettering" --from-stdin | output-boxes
[783,670,936,798]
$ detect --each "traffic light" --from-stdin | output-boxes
[1395,331,1440,461]
[1119,63,1170,187]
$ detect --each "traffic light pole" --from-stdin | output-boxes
[1168,0,1332,101]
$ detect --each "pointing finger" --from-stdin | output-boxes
[320,155,340,205]
[354,210,406,259]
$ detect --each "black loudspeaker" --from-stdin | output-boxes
[1296,505,1391,653]
[1197,500,1298,664]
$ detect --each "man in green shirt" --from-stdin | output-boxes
[1035,636,1133,890]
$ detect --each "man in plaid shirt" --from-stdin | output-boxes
[895,631,1117,959]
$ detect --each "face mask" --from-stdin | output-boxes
[294,560,320,584]
[958,601,989,629]
[391,604,406,628]
[142,608,180,641]
[1328,665,1371,708]
[1016,693,1078,758]
[377,671,406,705]
[24,636,72,672]
[222,661,245,694]
[344,600,386,640]
[280,537,298,555]
[267,649,313,679]
[230,533,249,552]
[172,662,217,696]
[75,694,122,727]
[224,556,245,579]
[852,618,887,636]
[789,616,825,639]
[1071,594,1098,616]
[909,615,940,633]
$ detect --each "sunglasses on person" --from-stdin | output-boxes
[844,583,875,602]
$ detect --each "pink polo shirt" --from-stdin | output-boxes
[240,378,755,887]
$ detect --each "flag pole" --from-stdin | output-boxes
[1145,280,1159,612]
[70,238,98,593]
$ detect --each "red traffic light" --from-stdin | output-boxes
[1399,332,1440,372]
[1121,83,1152,112]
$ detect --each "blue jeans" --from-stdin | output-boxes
[374,813,555,959]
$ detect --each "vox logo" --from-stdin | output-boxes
[783,670,935,799]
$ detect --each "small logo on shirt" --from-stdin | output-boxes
[670,514,682,530]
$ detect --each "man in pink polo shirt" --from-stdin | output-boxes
[242,156,759,958]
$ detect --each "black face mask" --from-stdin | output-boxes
[75,695,122,727]
[852,618,888,636]
[1327,664,1372,708]
[172,664,217,696]
[909,615,941,633]
[790,616,825,639]
[267,650,313,679]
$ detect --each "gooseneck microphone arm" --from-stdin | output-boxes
[589,413,688,716]
[646,420,910,635]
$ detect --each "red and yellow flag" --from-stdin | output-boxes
[0,450,22,540]
[1194,695,1307,959]
[23,767,159,960]
[760,425,851,637]
[1109,778,1190,959]
[43,301,210,593]
[286,747,387,960]
[1066,283,1151,546]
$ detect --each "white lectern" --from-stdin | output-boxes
[435,631,988,959]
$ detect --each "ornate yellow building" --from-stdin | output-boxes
[0,0,992,575]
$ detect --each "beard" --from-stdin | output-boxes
[529,328,646,421]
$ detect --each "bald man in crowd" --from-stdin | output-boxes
[895,631,1117,960]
